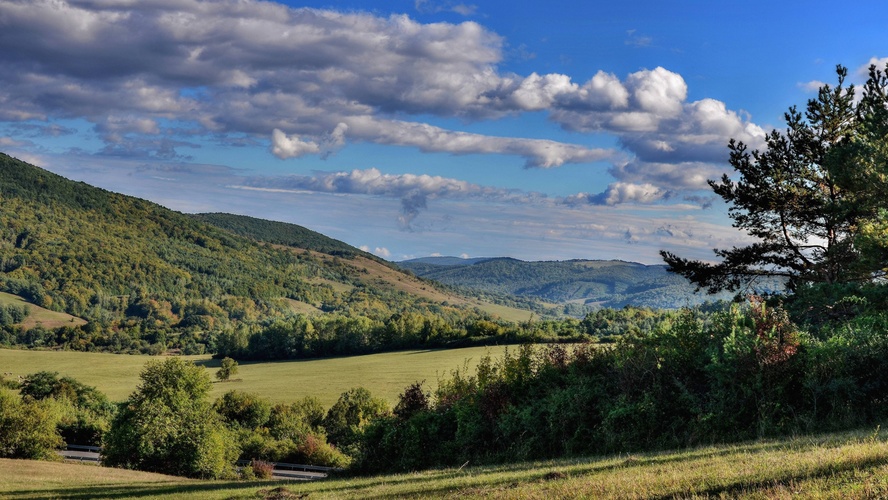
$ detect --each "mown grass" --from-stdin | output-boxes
[5,428,888,498]
[0,346,501,406]
[0,291,86,329]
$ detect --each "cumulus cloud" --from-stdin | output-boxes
[860,57,888,76]
[271,129,321,159]
[560,182,669,206]
[0,0,767,202]
[799,80,827,93]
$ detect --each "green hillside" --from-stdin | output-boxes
[191,212,365,258]
[0,152,537,356]
[398,256,780,309]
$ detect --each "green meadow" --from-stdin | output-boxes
[0,345,503,406]
[4,428,888,499]
[0,291,86,330]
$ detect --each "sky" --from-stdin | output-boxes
[1,0,886,264]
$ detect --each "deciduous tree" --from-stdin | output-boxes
[103,358,238,478]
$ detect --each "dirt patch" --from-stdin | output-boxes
[542,471,567,481]
[256,486,307,499]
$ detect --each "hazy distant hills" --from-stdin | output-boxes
[398,256,762,309]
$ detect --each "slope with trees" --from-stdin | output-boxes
[0,153,544,356]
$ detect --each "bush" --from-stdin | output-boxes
[216,357,238,382]
[0,387,64,459]
[214,390,271,429]
[103,358,239,479]
[250,459,274,479]
[19,371,115,447]
[357,299,888,474]
[323,387,389,453]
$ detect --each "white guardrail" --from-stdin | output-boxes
[59,445,339,480]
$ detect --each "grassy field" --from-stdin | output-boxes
[0,291,86,329]
[4,428,888,498]
[0,345,503,406]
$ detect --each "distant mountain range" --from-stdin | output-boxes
[398,257,780,310]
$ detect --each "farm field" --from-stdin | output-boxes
[0,345,506,406]
[4,428,888,499]
[0,291,86,329]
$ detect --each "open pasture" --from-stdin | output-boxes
[0,291,86,329]
[0,345,503,406]
[4,428,888,498]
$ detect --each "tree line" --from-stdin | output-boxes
[0,360,385,478]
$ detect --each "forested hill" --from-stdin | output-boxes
[0,152,336,314]
[191,212,367,258]
[0,152,536,355]
[398,257,772,309]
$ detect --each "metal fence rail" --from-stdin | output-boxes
[58,444,340,480]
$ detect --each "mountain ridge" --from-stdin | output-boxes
[397,256,759,309]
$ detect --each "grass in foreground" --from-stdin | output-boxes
[0,345,501,406]
[5,427,888,499]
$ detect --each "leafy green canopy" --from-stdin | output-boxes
[102,358,238,479]
[662,65,888,292]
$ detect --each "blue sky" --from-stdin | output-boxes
[1,0,886,263]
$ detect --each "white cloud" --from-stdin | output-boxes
[415,0,477,16]
[270,129,321,159]
[860,57,888,76]
[374,247,391,258]
[0,0,767,202]
[626,67,686,117]
[799,80,827,93]
[601,182,668,205]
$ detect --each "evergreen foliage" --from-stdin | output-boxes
[662,64,888,292]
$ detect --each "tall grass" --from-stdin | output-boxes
[4,428,888,498]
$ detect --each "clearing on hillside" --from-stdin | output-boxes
[0,291,87,329]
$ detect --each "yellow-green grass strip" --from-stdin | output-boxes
[0,345,503,406]
[5,428,888,498]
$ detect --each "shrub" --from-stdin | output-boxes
[103,358,239,479]
[216,357,238,382]
[0,387,64,459]
[251,459,274,479]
